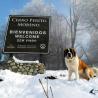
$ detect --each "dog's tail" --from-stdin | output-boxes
[92,67,98,77]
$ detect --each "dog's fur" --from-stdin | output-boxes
[64,48,95,80]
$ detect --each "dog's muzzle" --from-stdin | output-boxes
[67,52,72,58]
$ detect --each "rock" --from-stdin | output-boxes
[10,62,16,66]
[12,66,17,69]
[20,63,23,66]
[23,71,28,75]
[19,66,23,69]
[7,60,12,64]
[29,69,33,73]
[9,67,12,71]
[28,72,33,75]
[5,58,46,75]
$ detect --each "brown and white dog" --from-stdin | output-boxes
[64,48,95,80]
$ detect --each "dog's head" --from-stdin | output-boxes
[64,48,76,59]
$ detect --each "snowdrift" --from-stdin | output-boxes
[0,70,98,98]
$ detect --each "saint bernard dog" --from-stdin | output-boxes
[64,48,95,80]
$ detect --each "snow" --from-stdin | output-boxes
[13,56,39,64]
[0,69,98,98]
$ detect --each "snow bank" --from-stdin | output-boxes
[13,56,39,64]
[0,70,98,98]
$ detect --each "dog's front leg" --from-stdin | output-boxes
[75,69,79,80]
[68,70,73,81]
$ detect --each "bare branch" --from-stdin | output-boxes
[50,86,54,98]
[39,79,49,98]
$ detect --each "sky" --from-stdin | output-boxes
[0,0,69,27]
[0,0,30,27]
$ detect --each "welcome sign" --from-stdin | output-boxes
[4,15,50,53]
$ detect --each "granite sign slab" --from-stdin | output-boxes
[4,15,50,53]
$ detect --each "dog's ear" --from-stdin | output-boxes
[64,48,67,57]
[71,48,76,56]
[64,48,68,52]
[64,48,66,52]
[71,48,76,52]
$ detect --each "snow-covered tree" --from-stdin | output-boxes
[78,0,98,65]
[64,0,80,48]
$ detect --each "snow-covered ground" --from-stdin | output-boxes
[0,69,98,98]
